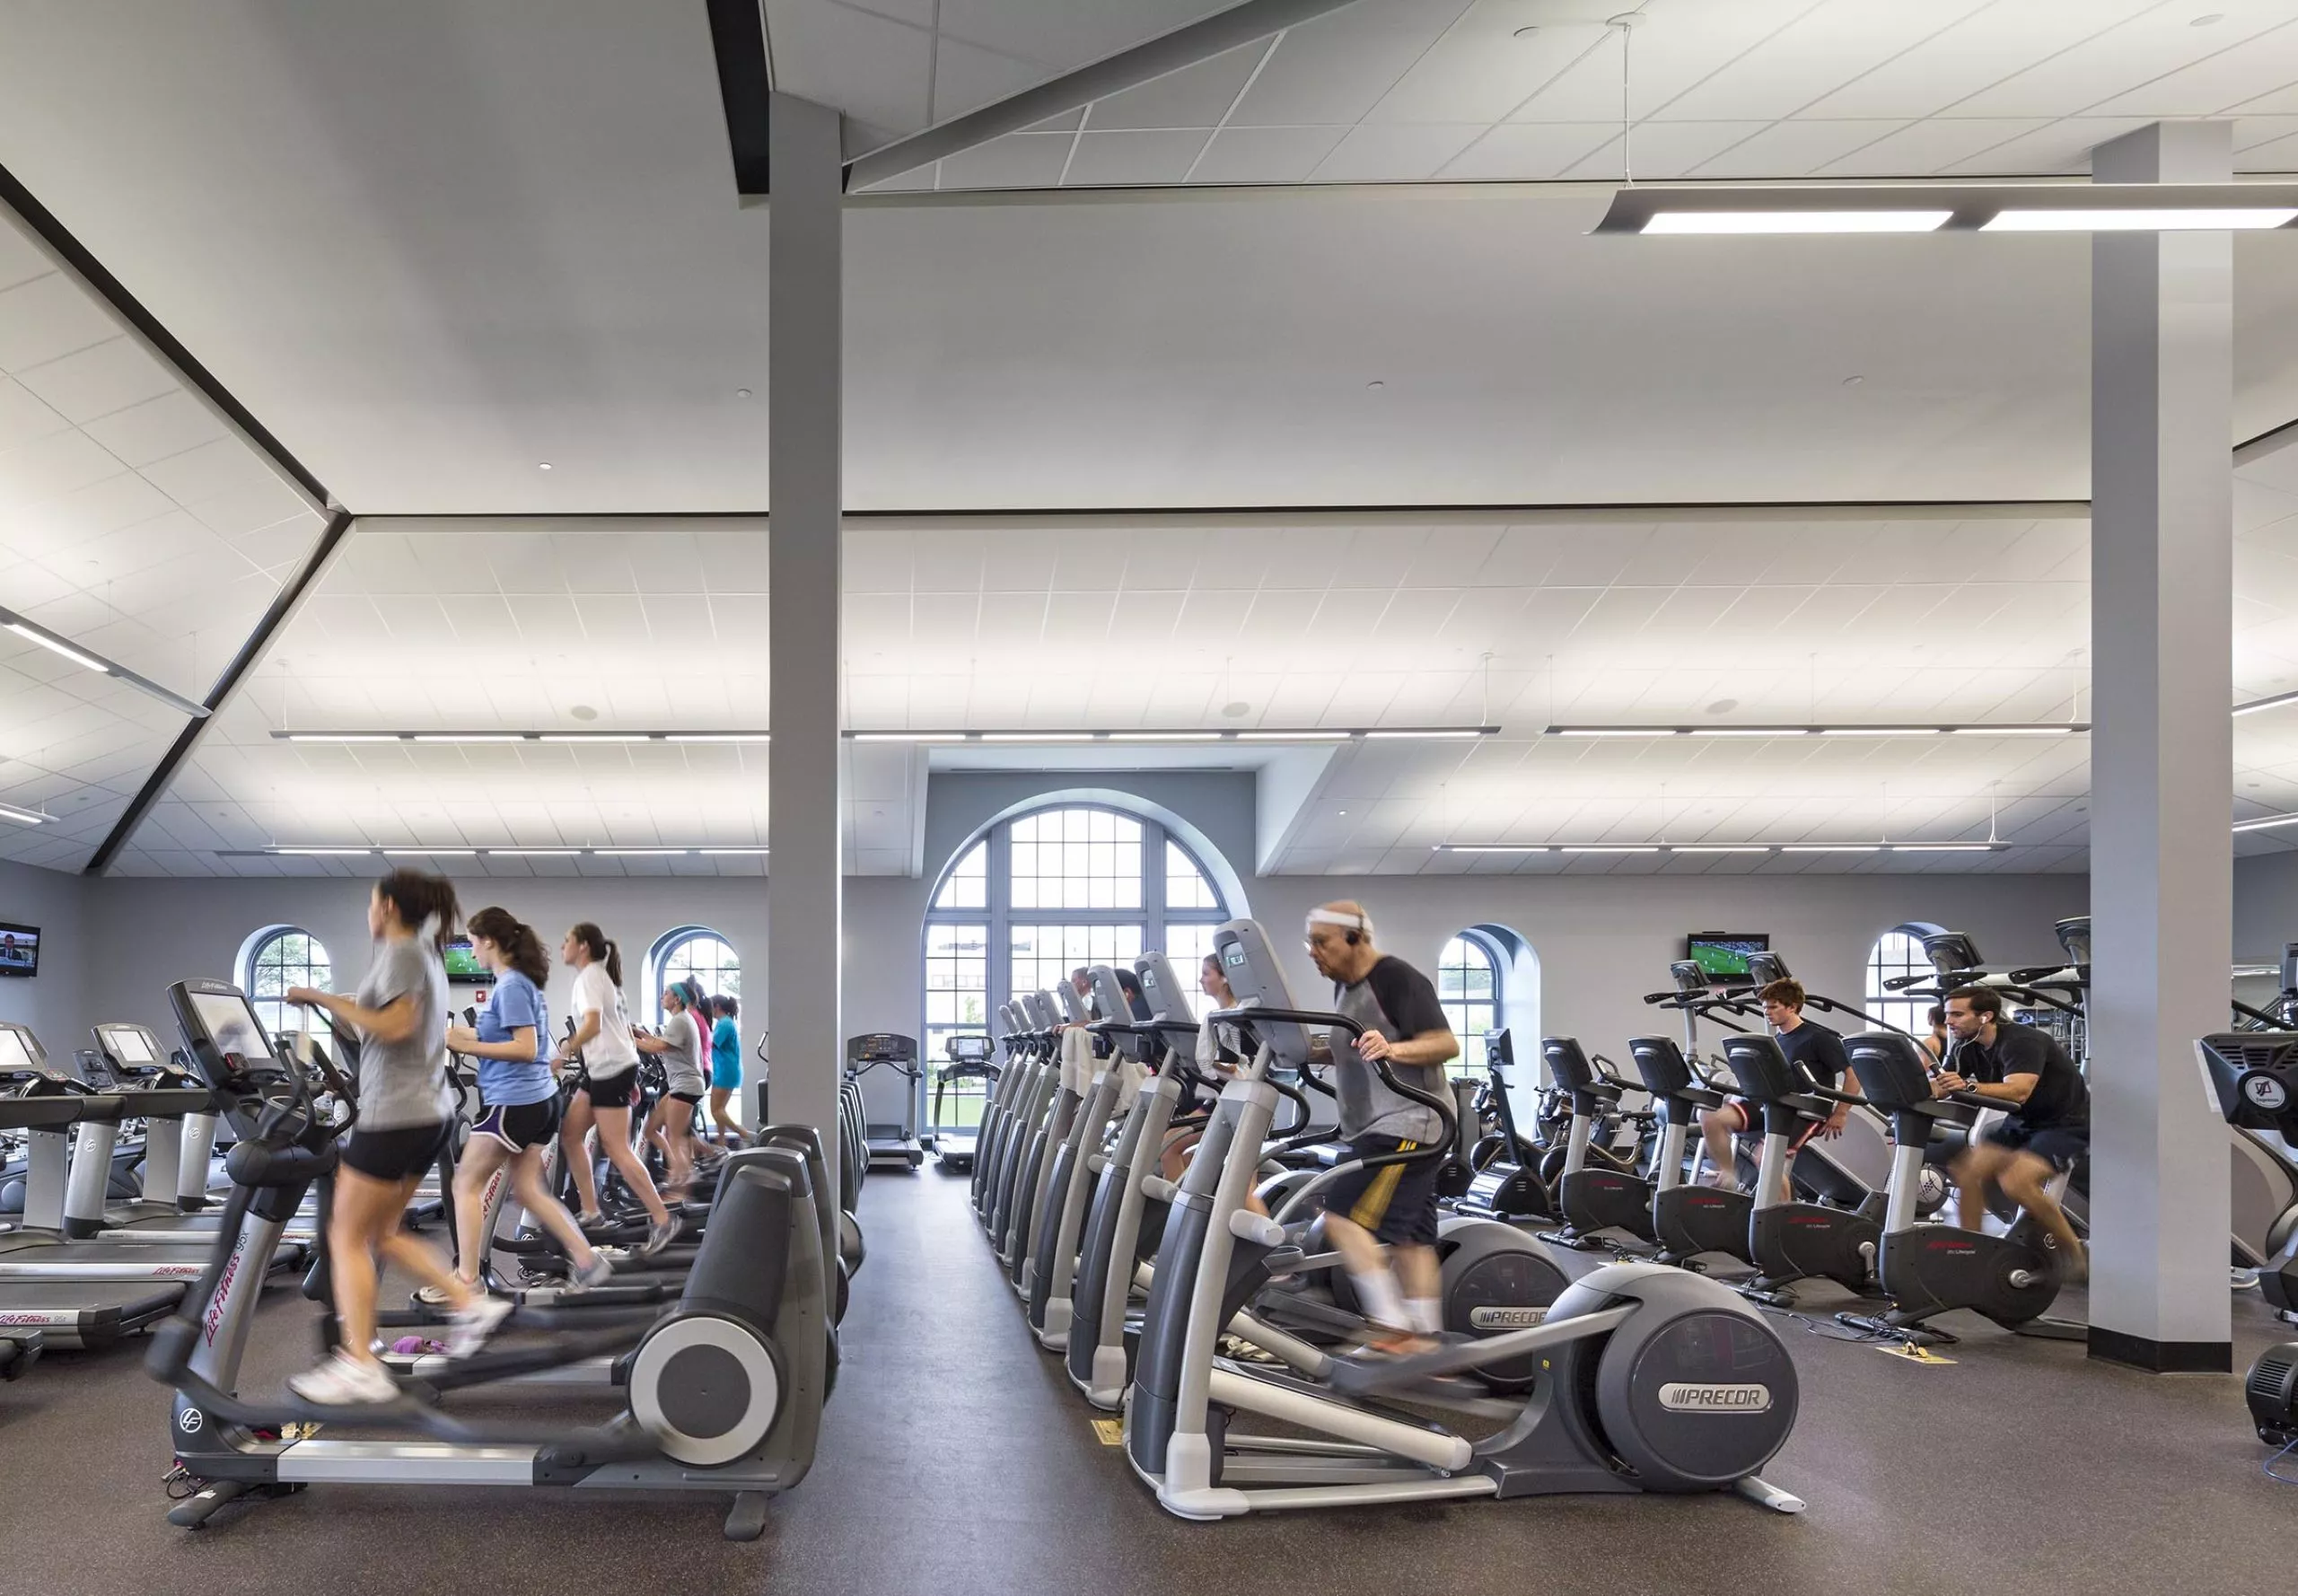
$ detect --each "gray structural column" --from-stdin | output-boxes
[2087,120,2234,1372]
[767,93,846,1192]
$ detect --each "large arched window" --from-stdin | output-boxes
[1865,925,1937,1039]
[923,804,1232,1065]
[1439,932,1501,1079]
[243,926,332,1039]
[651,926,741,1023]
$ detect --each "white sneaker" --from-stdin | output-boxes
[445,1295,514,1357]
[573,1254,617,1290]
[288,1351,398,1406]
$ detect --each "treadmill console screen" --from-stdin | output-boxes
[189,990,274,1066]
[101,1024,156,1065]
[0,1027,38,1074]
[946,1035,993,1064]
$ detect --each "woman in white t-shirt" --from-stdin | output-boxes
[554,923,677,1257]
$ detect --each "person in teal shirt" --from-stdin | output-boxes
[707,994,747,1150]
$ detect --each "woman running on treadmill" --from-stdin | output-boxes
[555,924,679,1257]
[636,979,709,1196]
[284,869,508,1403]
[706,994,748,1150]
[429,907,614,1303]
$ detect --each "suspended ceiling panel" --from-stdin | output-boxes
[0,203,328,872]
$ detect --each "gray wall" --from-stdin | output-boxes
[2235,853,2298,965]
[0,856,95,1047]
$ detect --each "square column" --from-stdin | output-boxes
[2086,120,2234,1372]
[767,92,845,1191]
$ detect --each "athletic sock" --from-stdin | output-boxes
[1351,1269,1408,1331]
[1406,1297,1443,1336]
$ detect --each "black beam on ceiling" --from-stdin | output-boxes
[706,0,775,197]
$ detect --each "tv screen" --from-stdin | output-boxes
[0,922,37,978]
[442,936,487,981]
[1685,933,1769,981]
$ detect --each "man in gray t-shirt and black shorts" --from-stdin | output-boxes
[1305,901,1460,1355]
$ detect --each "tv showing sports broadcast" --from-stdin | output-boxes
[442,935,487,982]
[0,922,37,978]
[1685,933,1769,981]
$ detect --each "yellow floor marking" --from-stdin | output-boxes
[1090,1417,1124,1445]
[1874,1343,1957,1365]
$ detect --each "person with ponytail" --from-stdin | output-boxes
[284,869,507,1402]
[555,923,678,1257]
[636,976,709,1197]
[428,908,615,1305]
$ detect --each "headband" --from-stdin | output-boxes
[1307,908,1373,935]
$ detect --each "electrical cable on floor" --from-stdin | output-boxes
[1755,1300,1890,1344]
[2265,1438,2298,1486]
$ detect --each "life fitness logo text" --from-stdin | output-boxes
[202,1232,252,1346]
[178,1407,205,1434]
[0,1313,51,1327]
[1658,1382,1774,1415]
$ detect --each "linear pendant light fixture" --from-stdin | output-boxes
[242,845,768,860]
[0,604,209,719]
[1594,182,2298,236]
[1435,841,2004,856]
[276,725,1498,746]
[1547,723,2084,738]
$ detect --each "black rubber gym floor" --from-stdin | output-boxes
[1,1172,2290,1596]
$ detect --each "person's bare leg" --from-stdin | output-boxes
[1394,1242,1440,1302]
[561,1096,602,1218]
[1699,1108,1741,1190]
[327,1169,400,1367]
[595,1104,671,1225]
[507,1150,602,1269]
[661,1098,696,1195]
[1998,1153,2084,1271]
[450,1137,512,1289]
[1952,1143,2010,1231]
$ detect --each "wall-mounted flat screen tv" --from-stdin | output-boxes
[442,936,488,982]
[0,922,37,978]
[1684,933,1769,982]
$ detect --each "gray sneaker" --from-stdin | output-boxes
[574,1254,616,1290]
[640,1217,683,1258]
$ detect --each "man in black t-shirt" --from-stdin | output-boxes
[1697,978,1858,1202]
[1934,984,2089,1279]
[1304,902,1459,1356]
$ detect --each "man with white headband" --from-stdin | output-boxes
[1303,900,1458,1355]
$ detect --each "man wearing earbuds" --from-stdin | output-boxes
[1302,901,1459,1355]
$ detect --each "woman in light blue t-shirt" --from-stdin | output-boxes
[438,907,612,1304]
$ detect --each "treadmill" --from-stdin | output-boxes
[0,1020,306,1285]
[72,1023,318,1241]
[0,1027,184,1347]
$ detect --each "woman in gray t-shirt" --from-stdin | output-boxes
[636,980,711,1197]
[283,870,511,1405]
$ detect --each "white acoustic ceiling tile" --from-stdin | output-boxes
[1557,121,1775,181]
[765,0,935,142]
[1802,0,2162,119]
[1022,108,1084,135]
[1185,125,1350,184]
[1064,129,1210,186]
[2238,115,2298,168]
[1089,41,1265,131]
[184,476,311,539]
[0,426,124,513]
[936,130,1074,190]
[938,0,1229,80]
[1229,0,1469,128]
[1311,122,1483,182]
[137,433,276,506]
[0,271,117,373]
[1966,11,2298,119]
[1820,118,2057,176]
[78,389,227,469]
[693,529,770,591]
[1660,0,1995,123]
[0,215,47,294]
[9,334,174,424]
[706,592,770,641]
[1687,117,1909,177]
[0,375,66,452]
[1437,122,1615,180]
[931,33,1056,127]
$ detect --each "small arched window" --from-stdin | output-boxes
[651,927,741,1024]
[244,926,333,1039]
[1438,932,1502,1079]
[1865,925,1938,1039]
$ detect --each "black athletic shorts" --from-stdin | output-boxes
[474,1096,561,1152]
[1718,1098,1825,1154]
[1983,1118,2089,1174]
[341,1121,451,1182]
[1320,1134,1442,1247]
[665,1090,704,1107]
[580,1071,639,1109]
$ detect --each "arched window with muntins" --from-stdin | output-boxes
[1865,925,1934,1039]
[244,926,333,1039]
[1438,931,1502,1079]
[923,803,1233,1065]
[651,927,741,1024]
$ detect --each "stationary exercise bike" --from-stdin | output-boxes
[1536,1037,1659,1251]
[1447,1029,1557,1223]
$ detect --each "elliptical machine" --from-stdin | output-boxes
[1448,1029,1557,1223]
